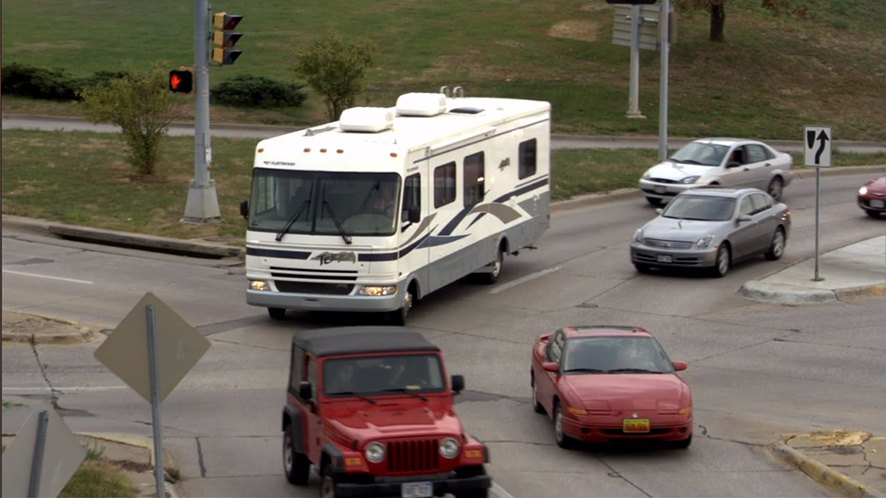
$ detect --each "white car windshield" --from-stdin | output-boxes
[670,142,730,166]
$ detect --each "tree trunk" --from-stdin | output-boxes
[709,2,726,42]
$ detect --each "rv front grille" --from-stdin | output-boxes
[274,281,354,295]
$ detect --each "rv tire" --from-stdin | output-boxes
[388,287,413,326]
[479,249,504,285]
[268,307,287,320]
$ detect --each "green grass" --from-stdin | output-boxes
[2,0,885,139]
[2,129,883,241]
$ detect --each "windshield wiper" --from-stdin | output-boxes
[607,368,662,374]
[328,391,376,403]
[276,200,311,241]
[380,388,428,401]
[322,200,352,245]
[563,367,606,374]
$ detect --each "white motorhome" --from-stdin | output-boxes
[240,89,551,324]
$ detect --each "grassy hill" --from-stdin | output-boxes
[2,0,886,141]
[3,0,885,141]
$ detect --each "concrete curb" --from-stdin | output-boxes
[770,442,885,498]
[1,311,99,344]
[738,281,838,304]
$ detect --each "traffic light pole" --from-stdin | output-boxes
[183,0,221,223]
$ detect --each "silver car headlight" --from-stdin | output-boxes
[632,228,644,243]
[679,175,700,184]
[365,442,385,463]
[439,437,461,459]
[695,234,715,249]
[859,186,868,195]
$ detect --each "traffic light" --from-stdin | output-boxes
[169,68,194,93]
[212,11,243,65]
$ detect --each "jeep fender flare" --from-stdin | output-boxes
[281,405,306,454]
[320,443,345,476]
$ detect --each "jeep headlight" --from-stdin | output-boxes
[358,285,397,297]
[679,175,700,184]
[365,442,385,463]
[439,438,460,459]
[695,234,715,249]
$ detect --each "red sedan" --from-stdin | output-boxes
[530,325,693,449]
[858,176,886,218]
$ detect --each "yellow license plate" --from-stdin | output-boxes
[623,418,651,433]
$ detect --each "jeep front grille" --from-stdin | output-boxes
[386,439,439,473]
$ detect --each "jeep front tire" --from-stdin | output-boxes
[283,429,310,485]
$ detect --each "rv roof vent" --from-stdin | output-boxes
[339,107,394,133]
[396,92,447,117]
[449,106,484,115]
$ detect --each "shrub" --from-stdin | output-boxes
[1,63,80,101]
[212,75,307,108]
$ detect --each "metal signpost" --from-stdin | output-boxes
[94,292,211,498]
[804,126,832,281]
[1,405,86,498]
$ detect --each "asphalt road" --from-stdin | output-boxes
[3,170,885,497]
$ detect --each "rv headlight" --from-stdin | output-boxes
[439,438,460,459]
[249,280,270,292]
[365,442,385,463]
[358,285,397,297]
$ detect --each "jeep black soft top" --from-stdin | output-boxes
[292,326,441,357]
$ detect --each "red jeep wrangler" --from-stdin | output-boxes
[282,326,492,498]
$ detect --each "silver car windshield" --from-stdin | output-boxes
[663,195,736,221]
[670,142,730,166]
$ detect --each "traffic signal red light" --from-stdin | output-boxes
[212,12,243,65]
[169,69,194,94]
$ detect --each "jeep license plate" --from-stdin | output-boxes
[402,481,432,498]
[623,418,651,433]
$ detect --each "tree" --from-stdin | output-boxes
[293,32,375,122]
[78,64,182,176]
[675,0,796,42]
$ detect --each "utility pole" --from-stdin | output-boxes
[658,0,670,161]
[183,0,221,223]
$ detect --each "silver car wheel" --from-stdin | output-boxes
[713,245,731,278]
[767,177,784,201]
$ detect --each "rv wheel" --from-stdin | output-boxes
[479,249,504,285]
[388,288,413,326]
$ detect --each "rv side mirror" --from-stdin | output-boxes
[239,200,249,219]
[408,207,421,223]
[451,374,465,394]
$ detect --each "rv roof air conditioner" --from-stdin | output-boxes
[396,93,447,117]
[339,107,395,133]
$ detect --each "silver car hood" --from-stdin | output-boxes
[645,161,713,182]
[641,217,722,240]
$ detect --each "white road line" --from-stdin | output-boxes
[2,269,93,285]
[490,266,561,294]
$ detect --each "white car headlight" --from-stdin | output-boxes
[365,442,385,463]
[695,234,715,249]
[439,437,461,459]
[632,228,644,243]
[642,171,651,180]
[859,186,868,195]
[679,175,700,184]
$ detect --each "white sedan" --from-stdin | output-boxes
[638,138,793,206]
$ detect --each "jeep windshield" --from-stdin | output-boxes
[323,354,446,397]
[247,169,401,237]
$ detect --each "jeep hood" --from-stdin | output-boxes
[328,401,463,439]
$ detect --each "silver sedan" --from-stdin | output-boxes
[638,138,793,206]
[630,187,791,277]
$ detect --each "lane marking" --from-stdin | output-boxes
[2,269,93,285]
[490,266,561,294]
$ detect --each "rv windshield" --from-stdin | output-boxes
[248,169,401,237]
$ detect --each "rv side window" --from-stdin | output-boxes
[403,173,421,221]
[434,162,456,208]
[463,152,485,207]
[519,139,537,179]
